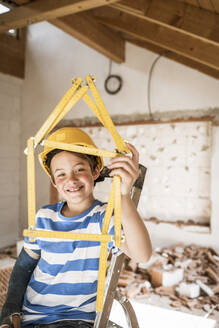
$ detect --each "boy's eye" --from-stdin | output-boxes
[76,168,84,173]
[57,173,65,178]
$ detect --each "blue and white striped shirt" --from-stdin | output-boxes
[22,200,116,325]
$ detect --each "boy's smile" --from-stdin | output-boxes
[50,151,100,216]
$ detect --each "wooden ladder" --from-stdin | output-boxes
[94,164,147,328]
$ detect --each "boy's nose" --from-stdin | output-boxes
[64,176,78,190]
[68,173,78,183]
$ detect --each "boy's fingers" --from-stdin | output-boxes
[110,143,139,167]
[109,162,137,178]
[108,161,139,181]
[109,154,138,171]
[109,157,136,169]
[126,143,139,163]
[109,168,133,182]
[12,315,21,328]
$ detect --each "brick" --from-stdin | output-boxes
[155,286,175,296]
[149,266,184,287]
[196,279,214,297]
[205,267,218,283]
[176,282,200,298]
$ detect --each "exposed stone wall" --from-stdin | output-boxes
[78,121,212,225]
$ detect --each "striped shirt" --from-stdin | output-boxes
[22,200,116,326]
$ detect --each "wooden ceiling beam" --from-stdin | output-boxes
[50,12,125,63]
[93,7,219,71]
[109,0,219,43]
[0,28,26,78]
[0,0,120,34]
[9,0,29,4]
[177,0,219,13]
[124,34,219,80]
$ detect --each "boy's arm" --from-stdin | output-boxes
[107,143,152,263]
[120,194,152,262]
[0,247,39,328]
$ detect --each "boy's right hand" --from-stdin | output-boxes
[0,314,21,328]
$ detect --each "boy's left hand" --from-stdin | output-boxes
[107,143,139,196]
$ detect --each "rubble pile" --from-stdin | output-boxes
[0,266,13,309]
[118,244,219,315]
[0,245,16,310]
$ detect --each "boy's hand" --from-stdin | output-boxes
[107,143,139,196]
[0,314,21,328]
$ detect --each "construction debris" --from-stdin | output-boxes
[148,266,184,287]
[0,266,13,309]
[118,244,219,317]
[0,245,16,310]
[196,280,214,297]
[0,244,219,317]
[176,282,200,299]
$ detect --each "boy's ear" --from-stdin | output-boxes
[93,166,100,181]
[50,175,57,188]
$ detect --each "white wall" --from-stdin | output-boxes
[0,73,22,248]
[20,22,219,251]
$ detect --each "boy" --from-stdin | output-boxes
[1,127,151,328]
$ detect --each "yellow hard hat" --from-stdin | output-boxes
[39,127,104,176]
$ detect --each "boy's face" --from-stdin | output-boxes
[50,151,100,206]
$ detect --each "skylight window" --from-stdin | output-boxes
[0,4,17,37]
[0,4,10,14]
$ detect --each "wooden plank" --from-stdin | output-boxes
[0,28,26,78]
[176,0,217,12]
[93,7,219,71]
[51,12,124,63]
[211,0,219,12]
[0,0,120,33]
[113,0,146,14]
[198,0,214,11]
[11,0,30,4]
[124,34,219,79]
[180,0,198,6]
[109,0,219,43]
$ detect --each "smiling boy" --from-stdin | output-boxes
[0,127,152,328]
[50,150,100,217]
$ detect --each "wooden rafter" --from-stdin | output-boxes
[93,6,219,71]
[176,0,219,13]
[109,0,219,44]
[0,0,120,33]
[50,12,125,63]
[0,28,26,78]
[10,0,30,4]
[1,0,219,79]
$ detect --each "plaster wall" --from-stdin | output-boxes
[0,73,22,248]
[20,22,219,251]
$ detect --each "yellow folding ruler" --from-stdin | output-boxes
[23,75,130,312]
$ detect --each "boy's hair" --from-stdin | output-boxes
[46,149,99,183]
